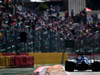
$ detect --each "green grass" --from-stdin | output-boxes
[0,68,35,75]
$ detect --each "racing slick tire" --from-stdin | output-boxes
[92,62,100,71]
[65,60,74,71]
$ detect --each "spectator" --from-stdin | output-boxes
[0,1,99,41]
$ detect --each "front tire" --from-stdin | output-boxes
[92,62,100,71]
[65,60,74,71]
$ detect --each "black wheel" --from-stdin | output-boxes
[65,60,74,71]
[92,62,100,71]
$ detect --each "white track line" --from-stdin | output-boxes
[40,68,47,75]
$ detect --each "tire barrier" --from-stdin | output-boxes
[29,52,68,65]
[10,56,15,66]
[0,55,34,68]
[0,53,2,56]
[10,55,34,68]
[0,56,10,67]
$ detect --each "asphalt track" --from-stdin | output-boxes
[62,66,100,75]
[40,66,100,75]
[0,66,100,75]
[66,70,100,75]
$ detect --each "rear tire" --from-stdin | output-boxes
[92,62,100,71]
[65,60,74,71]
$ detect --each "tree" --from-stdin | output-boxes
[37,3,48,11]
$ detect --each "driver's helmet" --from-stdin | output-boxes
[81,55,85,59]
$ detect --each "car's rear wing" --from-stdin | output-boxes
[76,52,92,55]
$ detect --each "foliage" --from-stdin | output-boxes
[37,3,48,11]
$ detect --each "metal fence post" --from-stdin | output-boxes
[40,30,44,52]
[99,39,100,53]
[32,30,35,52]
[24,42,26,53]
[5,30,7,53]
[49,31,52,52]
[14,30,18,53]
[79,40,81,52]
[57,32,60,52]
[93,39,94,53]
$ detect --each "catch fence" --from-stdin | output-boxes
[0,30,100,53]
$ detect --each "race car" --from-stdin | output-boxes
[65,52,100,71]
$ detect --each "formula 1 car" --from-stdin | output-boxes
[65,52,100,71]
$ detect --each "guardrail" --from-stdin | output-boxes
[0,55,34,68]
